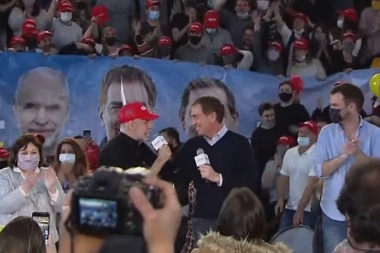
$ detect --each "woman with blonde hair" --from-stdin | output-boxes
[192,188,291,253]
[54,138,90,193]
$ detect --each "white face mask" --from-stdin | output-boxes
[295,54,306,62]
[294,29,304,37]
[267,49,280,61]
[337,19,344,28]
[60,12,72,22]
[236,12,249,19]
[257,0,269,11]
[297,136,310,147]
[59,153,76,164]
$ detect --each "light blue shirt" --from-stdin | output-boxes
[203,125,228,146]
[315,119,380,221]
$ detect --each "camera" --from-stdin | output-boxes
[70,167,163,237]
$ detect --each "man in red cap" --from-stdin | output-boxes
[35,30,57,55]
[276,120,319,230]
[99,101,172,175]
[202,10,233,58]
[175,22,215,64]
[8,36,27,52]
[220,43,253,70]
[157,36,173,60]
[21,19,38,50]
[51,0,82,49]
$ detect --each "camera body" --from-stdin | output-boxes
[71,167,162,237]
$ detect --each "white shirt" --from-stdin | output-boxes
[237,50,253,70]
[280,144,317,212]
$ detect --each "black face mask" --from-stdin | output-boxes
[76,1,87,10]
[329,108,343,123]
[105,37,116,46]
[189,36,201,45]
[159,46,171,58]
[278,92,292,102]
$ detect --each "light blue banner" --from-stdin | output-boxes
[0,53,378,156]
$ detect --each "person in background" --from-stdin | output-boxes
[72,0,92,34]
[94,26,119,56]
[219,43,253,70]
[175,22,215,64]
[274,79,310,137]
[262,135,295,239]
[201,10,233,60]
[35,30,57,54]
[58,36,96,56]
[118,44,133,57]
[287,38,327,80]
[157,36,173,60]
[73,135,99,172]
[159,127,182,154]
[276,121,319,230]
[0,145,9,169]
[21,18,38,50]
[51,0,83,49]
[251,102,287,181]
[8,35,27,51]
[0,134,64,245]
[0,0,17,47]
[191,187,292,253]
[0,216,56,253]
[54,138,90,193]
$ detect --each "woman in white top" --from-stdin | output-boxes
[0,134,64,244]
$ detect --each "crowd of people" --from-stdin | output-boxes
[0,0,380,253]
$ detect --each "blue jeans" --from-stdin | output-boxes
[279,209,315,231]
[192,218,217,248]
[322,212,347,253]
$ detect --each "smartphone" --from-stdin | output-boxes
[32,212,50,243]
[256,121,262,128]
[83,129,91,137]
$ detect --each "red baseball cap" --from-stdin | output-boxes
[91,5,109,25]
[220,44,237,56]
[22,19,37,35]
[269,41,284,52]
[58,0,74,12]
[158,36,172,47]
[81,36,96,46]
[37,30,53,43]
[278,136,296,147]
[118,102,159,124]
[293,12,308,23]
[146,0,160,9]
[203,10,219,28]
[341,32,357,41]
[9,36,26,47]
[300,120,318,135]
[294,38,309,50]
[0,147,9,159]
[189,22,203,33]
[338,8,358,23]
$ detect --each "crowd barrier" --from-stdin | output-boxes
[0,53,378,149]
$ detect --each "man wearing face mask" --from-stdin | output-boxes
[175,22,215,64]
[157,36,173,59]
[333,32,360,71]
[51,0,83,49]
[315,83,380,253]
[213,0,253,48]
[220,43,253,70]
[276,120,319,230]
[201,10,233,60]
[274,80,310,138]
[139,0,169,50]
[257,40,285,75]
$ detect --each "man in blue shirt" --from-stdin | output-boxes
[315,83,380,253]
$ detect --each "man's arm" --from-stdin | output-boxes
[295,176,319,214]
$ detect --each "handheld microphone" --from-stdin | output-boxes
[151,136,168,151]
[195,149,210,182]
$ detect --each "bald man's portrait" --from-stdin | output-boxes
[98,65,157,144]
[13,67,70,156]
[179,78,239,138]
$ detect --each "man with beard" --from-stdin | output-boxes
[98,65,157,147]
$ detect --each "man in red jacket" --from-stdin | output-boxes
[74,136,100,171]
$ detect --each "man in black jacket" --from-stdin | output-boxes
[175,96,258,247]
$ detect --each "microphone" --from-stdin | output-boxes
[195,148,210,182]
[151,136,168,151]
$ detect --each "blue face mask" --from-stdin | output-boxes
[297,136,310,147]
[148,11,160,21]
[205,28,216,35]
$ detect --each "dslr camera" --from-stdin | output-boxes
[70,167,163,237]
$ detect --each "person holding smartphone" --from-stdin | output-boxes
[0,134,65,245]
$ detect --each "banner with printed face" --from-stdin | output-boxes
[0,53,377,157]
